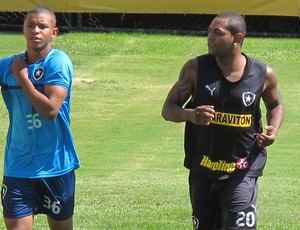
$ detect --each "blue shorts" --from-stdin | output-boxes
[1,170,76,220]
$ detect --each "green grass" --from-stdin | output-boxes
[0,32,299,229]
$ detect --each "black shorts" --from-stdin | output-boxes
[189,171,258,230]
[1,170,76,220]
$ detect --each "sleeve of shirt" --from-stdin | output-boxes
[0,55,18,84]
[44,50,74,91]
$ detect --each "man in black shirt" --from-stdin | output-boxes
[162,12,285,229]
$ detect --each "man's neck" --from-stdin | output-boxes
[215,53,247,82]
[26,46,52,63]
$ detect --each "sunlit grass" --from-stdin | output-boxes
[0,32,299,229]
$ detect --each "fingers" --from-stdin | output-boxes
[194,105,215,125]
[264,125,274,135]
[11,56,28,76]
[256,126,275,148]
[12,55,26,67]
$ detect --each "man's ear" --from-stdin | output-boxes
[234,32,244,45]
[51,27,59,39]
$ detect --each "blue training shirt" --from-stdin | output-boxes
[0,48,80,178]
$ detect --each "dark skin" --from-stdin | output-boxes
[6,10,73,230]
[162,17,285,148]
[10,11,66,121]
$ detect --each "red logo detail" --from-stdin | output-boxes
[236,158,249,170]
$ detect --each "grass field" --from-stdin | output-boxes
[0,32,299,229]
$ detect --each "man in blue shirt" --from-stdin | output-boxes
[0,6,80,229]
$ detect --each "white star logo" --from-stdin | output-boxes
[242,92,256,107]
[33,67,44,80]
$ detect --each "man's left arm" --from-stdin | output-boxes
[257,66,285,148]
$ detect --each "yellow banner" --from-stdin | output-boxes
[0,0,299,16]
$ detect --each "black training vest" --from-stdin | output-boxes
[184,54,267,180]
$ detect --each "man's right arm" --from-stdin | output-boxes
[162,58,215,125]
[162,58,197,123]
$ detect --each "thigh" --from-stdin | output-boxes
[37,170,76,221]
[189,171,220,230]
[220,176,258,230]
